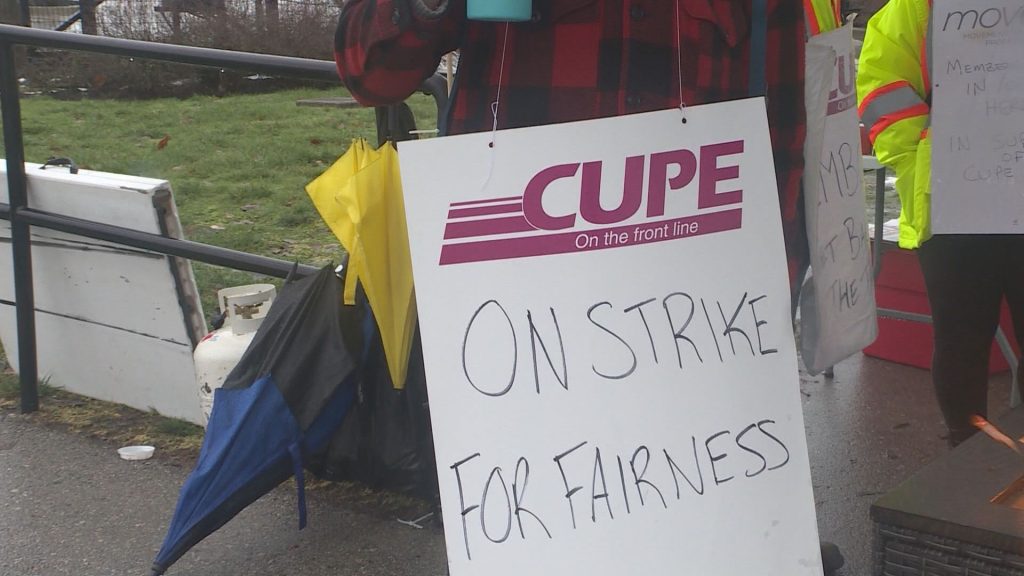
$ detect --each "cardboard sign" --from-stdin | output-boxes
[399,100,822,576]
[931,0,1024,233]
[800,23,877,375]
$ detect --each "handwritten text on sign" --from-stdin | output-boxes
[800,23,877,375]
[399,100,822,576]
[931,0,1024,233]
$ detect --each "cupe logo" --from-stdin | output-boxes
[827,51,857,116]
[522,140,744,230]
[439,140,747,266]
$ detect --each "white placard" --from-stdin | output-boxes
[399,100,822,576]
[800,23,878,375]
[0,162,206,423]
[931,0,1024,233]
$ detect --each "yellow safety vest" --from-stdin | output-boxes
[804,0,842,35]
[856,0,932,249]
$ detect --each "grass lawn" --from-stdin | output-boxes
[1,86,440,313]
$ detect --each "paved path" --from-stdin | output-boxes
[0,352,1015,576]
[0,414,447,576]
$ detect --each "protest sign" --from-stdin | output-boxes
[800,23,878,375]
[399,99,822,576]
[931,0,1024,233]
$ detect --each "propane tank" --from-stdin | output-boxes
[194,284,276,427]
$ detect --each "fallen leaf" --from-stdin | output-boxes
[972,414,1023,455]
[156,135,170,150]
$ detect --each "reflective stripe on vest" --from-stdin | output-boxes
[859,81,930,142]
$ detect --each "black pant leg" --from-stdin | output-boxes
[917,235,1003,444]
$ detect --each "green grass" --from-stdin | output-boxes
[0,369,58,401]
[2,87,440,314]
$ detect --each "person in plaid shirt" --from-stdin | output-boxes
[335,0,809,294]
[335,3,843,572]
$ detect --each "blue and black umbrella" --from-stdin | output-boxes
[150,266,357,575]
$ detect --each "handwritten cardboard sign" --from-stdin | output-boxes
[931,0,1024,233]
[800,23,877,375]
[398,99,822,576]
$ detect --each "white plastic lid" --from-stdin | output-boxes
[117,445,155,461]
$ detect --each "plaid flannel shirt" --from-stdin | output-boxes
[335,0,808,285]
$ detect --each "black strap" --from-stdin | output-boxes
[39,156,78,174]
[749,0,768,97]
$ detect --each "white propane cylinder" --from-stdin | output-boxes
[194,284,276,427]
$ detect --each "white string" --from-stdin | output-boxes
[476,22,511,195]
[674,0,687,123]
[490,22,511,145]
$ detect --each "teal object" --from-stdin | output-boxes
[467,0,532,21]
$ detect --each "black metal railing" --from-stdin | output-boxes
[0,23,447,414]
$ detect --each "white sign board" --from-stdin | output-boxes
[0,162,206,423]
[800,23,877,375]
[399,100,822,576]
[931,0,1024,233]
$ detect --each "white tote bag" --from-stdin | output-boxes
[800,23,878,375]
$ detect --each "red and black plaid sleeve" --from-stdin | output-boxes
[765,0,809,286]
[334,0,463,106]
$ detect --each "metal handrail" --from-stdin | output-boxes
[16,206,321,279]
[0,24,446,413]
[0,23,339,80]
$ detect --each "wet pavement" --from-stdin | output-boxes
[804,352,1014,576]
[0,351,1015,576]
[0,413,447,576]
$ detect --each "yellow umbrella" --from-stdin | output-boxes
[306,139,416,389]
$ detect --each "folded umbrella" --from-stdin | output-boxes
[306,139,417,390]
[151,266,357,575]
